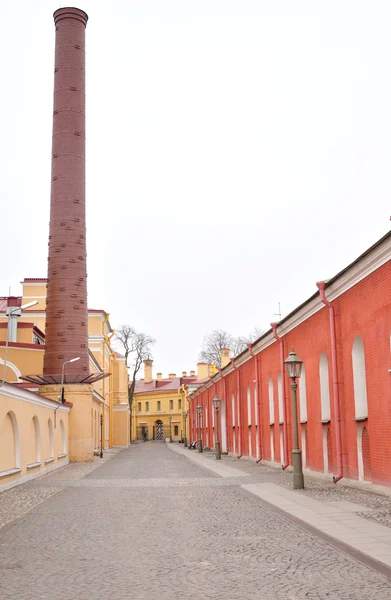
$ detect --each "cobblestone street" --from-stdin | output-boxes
[1,444,391,600]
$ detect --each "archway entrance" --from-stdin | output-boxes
[154,420,164,441]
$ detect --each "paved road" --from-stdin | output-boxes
[0,443,390,599]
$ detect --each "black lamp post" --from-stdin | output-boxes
[100,413,103,458]
[183,411,187,446]
[197,404,203,453]
[212,395,221,460]
[284,347,304,489]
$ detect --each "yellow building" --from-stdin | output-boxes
[132,360,210,443]
[0,278,130,487]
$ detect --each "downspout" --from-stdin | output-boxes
[209,376,216,448]
[317,281,343,483]
[101,313,110,450]
[271,323,289,470]
[247,344,263,463]
[218,368,228,454]
[230,358,242,458]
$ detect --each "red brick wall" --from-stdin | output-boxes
[189,254,391,486]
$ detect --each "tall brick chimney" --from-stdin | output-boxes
[43,7,89,381]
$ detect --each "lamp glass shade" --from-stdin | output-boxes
[212,395,220,410]
[183,411,187,418]
[284,347,303,379]
[197,404,203,415]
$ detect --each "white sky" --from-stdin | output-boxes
[1,1,390,377]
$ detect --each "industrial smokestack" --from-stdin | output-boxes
[43,7,89,381]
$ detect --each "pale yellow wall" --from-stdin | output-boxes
[0,285,130,460]
[21,282,47,312]
[133,388,187,441]
[0,383,69,490]
[0,347,44,382]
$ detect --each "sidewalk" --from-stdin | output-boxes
[170,444,391,571]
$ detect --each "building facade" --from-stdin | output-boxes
[0,278,130,489]
[132,361,210,443]
[189,231,391,488]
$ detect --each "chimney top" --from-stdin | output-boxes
[53,7,88,27]
[182,371,187,377]
[156,373,162,381]
[190,370,195,377]
[168,373,176,379]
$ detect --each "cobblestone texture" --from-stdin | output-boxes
[202,452,391,529]
[0,443,390,599]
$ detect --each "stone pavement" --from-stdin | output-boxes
[0,442,390,599]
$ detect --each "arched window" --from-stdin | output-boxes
[319,353,331,421]
[60,419,66,454]
[0,411,20,471]
[299,364,307,422]
[231,393,235,426]
[254,382,258,426]
[33,416,41,463]
[278,374,283,423]
[247,386,251,425]
[48,418,54,458]
[268,377,274,424]
[352,336,368,419]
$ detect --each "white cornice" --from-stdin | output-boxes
[113,405,130,412]
[92,391,105,405]
[189,235,391,398]
[0,383,70,412]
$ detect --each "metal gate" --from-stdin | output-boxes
[155,420,164,440]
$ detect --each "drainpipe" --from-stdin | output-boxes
[317,281,343,484]
[247,344,263,462]
[218,368,227,453]
[230,358,242,458]
[271,323,289,470]
[209,376,216,447]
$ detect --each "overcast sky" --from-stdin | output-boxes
[1,1,390,377]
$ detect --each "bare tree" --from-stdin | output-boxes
[115,325,155,410]
[199,327,265,365]
[199,329,233,368]
[230,336,248,357]
[247,327,264,344]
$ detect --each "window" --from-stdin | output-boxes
[157,401,161,411]
[268,377,274,424]
[352,336,368,419]
[231,394,235,426]
[278,374,283,423]
[299,364,307,422]
[247,386,251,425]
[170,400,173,410]
[146,402,149,412]
[174,425,179,436]
[254,383,258,426]
[320,352,331,421]
[138,402,141,412]
[178,399,182,410]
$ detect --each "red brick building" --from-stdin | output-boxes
[189,231,391,487]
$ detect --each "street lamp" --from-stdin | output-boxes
[284,347,304,490]
[59,357,80,403]
[54,356,80,428]
[100,413,103,458]
[168,416,172,443]
[212,394,221,460]
[182,411,187,446]
[197,404,203,453]
[0,300,39,389]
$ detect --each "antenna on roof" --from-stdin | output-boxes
[273,302,282,322]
